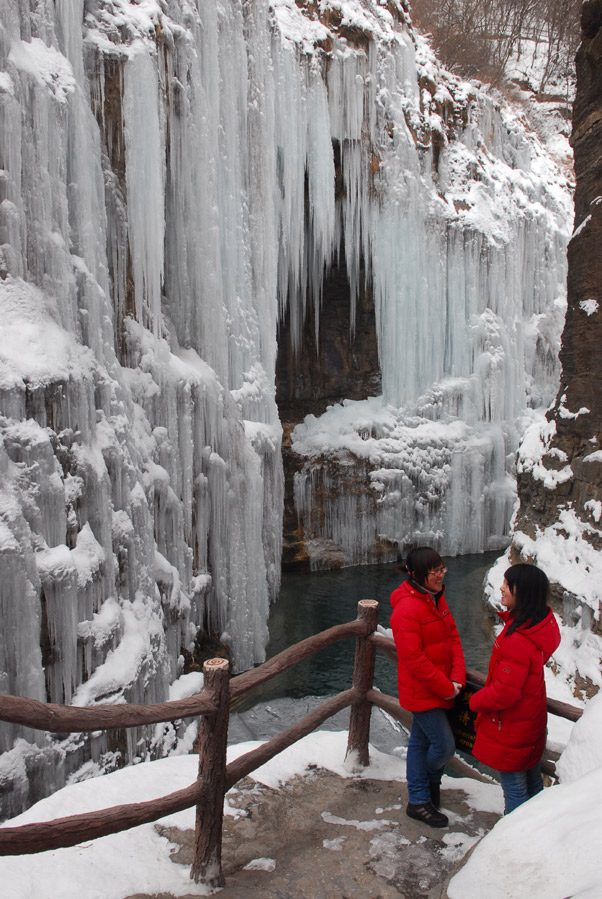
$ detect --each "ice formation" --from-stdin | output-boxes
[0,0,285,814]
[0,0,571,814]
[285,4,572,567]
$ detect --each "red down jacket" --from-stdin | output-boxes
[469,608,561,772]
[390,580,465,712]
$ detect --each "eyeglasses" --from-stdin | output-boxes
[429,567,448,576]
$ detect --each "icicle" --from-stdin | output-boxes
[123,44,165,337]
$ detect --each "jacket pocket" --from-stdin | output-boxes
[487,711,501,730]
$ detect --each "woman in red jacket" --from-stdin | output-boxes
[390,547,466,828]
[469,563,561,814]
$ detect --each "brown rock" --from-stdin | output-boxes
[276,227,382,569]
[514,1,602,553]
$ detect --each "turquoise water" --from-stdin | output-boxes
[238,552,499,708]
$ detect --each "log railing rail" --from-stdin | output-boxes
[0,601,583,888]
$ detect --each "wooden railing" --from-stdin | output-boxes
[0,601,583,888]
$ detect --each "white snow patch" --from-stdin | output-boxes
[579,299,599,316]
[321,810,390,831]
[8,37,75,103]
[440,830,481,863]
[584,500,602,523]
[515,417,573,489]
[323,836,346,851]
[583,450,602,464]
[243,857,276,872]
[168,671,204,702]
[0,278,95,389]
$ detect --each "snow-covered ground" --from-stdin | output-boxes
[0,696,600,899]
[0,731,411,899]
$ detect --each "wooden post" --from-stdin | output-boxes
[346,600,379,768]
[190,657,230,888]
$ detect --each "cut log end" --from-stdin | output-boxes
[203,657,230,671]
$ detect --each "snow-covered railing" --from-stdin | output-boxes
[0,656,231,885]
[0,602,582,889]
[0,601,380,889]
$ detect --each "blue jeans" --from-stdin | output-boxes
[406,708,456,805]
[499,765,543,814]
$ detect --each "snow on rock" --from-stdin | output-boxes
[580,298,599,316]
[512,509,602,624]
[483,549,600,721]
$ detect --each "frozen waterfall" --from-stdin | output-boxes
[282,6,571,567]
[0,0,286,814]
[0,0,571,816]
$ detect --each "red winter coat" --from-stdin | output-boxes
[390,580,466,712]
[469,608,561,772]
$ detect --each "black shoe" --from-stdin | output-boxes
[406,801,448,828]
[429,781,441,809]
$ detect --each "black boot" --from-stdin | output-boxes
[429,781,441,809]
[406,801,448,828]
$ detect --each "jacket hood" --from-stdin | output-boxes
[500,607,560,662]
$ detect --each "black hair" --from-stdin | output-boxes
[504,563,550,635]
[401,546,444,587]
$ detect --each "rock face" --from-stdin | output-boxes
[514,1,602,557]
[510,3,602,678]
[276,248,382,569]
[276,257,381,423]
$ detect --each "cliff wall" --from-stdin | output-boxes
[509,1,602,697]
[0,0,574,817]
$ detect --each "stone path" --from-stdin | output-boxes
[126,766,502,899]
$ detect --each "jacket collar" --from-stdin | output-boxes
[407,577,444,604]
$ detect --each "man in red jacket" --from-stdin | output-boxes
[469,563,561,814]
[390,547,466,828]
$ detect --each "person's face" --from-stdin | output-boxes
[501,578,516,610]
[424,563,447,592]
